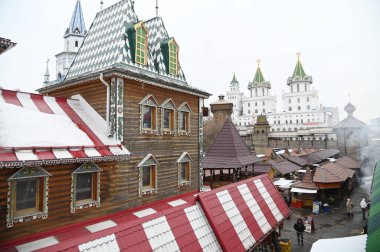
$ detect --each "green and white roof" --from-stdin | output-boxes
[40,0,209,96]
[230,73,239,87]
[287,54,313,85]
[248,61,271,89]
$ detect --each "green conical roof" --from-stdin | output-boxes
[253,66,265,84]
[231,73,238,82]
[292,59,307,78]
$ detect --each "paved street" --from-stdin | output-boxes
[280,187,369,251]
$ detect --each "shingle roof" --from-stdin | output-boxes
[63,0,186,84]
[0,89,130,167]
[198,174,291,251]
[303,149,341,164]
[336,156,360,170]
[281,153,308,166]
[203,120,260,168]
[267,159,301,175]
[292,168,318,190]
[334,116,367,128]
[1,176,291,252]
[292,59,307,78]
[367,161,380,252]
[254,164,272,174]
[313,162,355,183]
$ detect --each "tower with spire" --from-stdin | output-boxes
[54,0,87,82]
[226,73,243,119]
[243,60,276,117]
[43,58,50,85]
[282,53,319,113]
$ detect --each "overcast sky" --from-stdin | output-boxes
[1,0,379,123]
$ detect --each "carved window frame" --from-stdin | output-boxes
[139,94,159,135]
[160,98,177,135]
[138,154,159,197]
[71,162,102,213]
[6,166,51,228]
[177,102,192,136]
[177,152,192,188]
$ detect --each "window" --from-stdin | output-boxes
[135,22,148,65]
[289,99,291,104]
[307,97,310,102]
[168,39,179,75]
[138,154,159,196]
[161,98,176,135]
[289,107,292,111]
[139,95,159,134]
[263,109,265,113]
[298,106,301,111]
[177,152,192,187]
[305,84,307,91]
[297,98,300,103]
[75,41,78,47]
[248,110,251,114]
[290,120,292,124]
[262,101,265,105]
[297,84,300,92]
[71,162,102,213]
[248,103,250,107]
[7,167,51,227]
[291,86,293,93]
[255,89,257,97]
[307,105,310,110]
[178,102,192,135]
[255,109,258,113]
[262,88,264,96]
[255,102,257,106]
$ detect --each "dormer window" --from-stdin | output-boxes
[168,39,178,75]
[134,22,148,65]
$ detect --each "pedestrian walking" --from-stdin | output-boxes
[360,197,367,220]
[367,200,371,217]
[293,218,305,246]
[346,198,353,218]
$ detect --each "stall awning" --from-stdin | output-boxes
[291,188,317,194]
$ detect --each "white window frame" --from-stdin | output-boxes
[160,98,177,135]
[138,154,159,197]
[6,166,51,228]
[71,162,102,213]
[139,94,159,135]
[177,152,192,187]
[177,102,192,136]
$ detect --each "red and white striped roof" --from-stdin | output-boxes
[1,175,290,252]
[0,89,130,167]
[198,175,291,251]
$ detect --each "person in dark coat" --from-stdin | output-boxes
[294,218,306,245]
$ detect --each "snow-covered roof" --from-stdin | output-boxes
[0,89,130,167]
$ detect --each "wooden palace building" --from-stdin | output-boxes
[0,0,210,241]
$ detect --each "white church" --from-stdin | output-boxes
[226,54,339,135]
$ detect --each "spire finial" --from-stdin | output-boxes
[256,59,261,66]
[156,0,159,17]
[348,93,351,102]
[296,52,301,61]
[100,1,104,11]
[44,58,50,84]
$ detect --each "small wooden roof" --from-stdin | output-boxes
[313,162,355,183]
[203,119,260,169]
[292,167,318,190]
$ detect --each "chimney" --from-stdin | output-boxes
[210,94,233,121]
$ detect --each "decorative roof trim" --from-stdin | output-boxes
[38,68,210,98]
[73,162,103,174]
[137,153,159,167]
[7,166,52,181]
[177,152,192,163]
[139,94,159,107]
[160,98,177,110]
[178,102,192,113]
[0,155,129,169]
